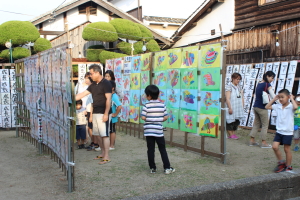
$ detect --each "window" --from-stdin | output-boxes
[78,2,97,15]
[211,29,215,36]
[258,0,278,5]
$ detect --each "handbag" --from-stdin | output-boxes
[262,83,270,104]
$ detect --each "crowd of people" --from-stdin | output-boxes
[225,71,300,173]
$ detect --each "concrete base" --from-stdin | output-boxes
[126,170,300,200]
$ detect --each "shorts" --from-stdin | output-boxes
[273,132,293,145]
[294,128,300,140]
[92,114,110,137]
[76,125,86,140]
[109,120,116,134]
[226,119,240,131]
[86,112,93,129]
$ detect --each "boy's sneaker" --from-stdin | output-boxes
[164,167,175,175]
[284,166,293,172]
[94,147,101,151]
[274,161,286,173]
[294,146,299,152]
[150,168,156,174]
[86,145,95,151]
[80,144,85,149]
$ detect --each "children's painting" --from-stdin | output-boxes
[199,114,219,137]
[167,48,182,68]
[141,53,151,71]
[181,46,198,68]
[120,105,129,122]
[130,90,140,107]
[181,68,198,89]
[141,71,150,89]
[122,91,130,106]
[200,67,220,91]
[166,89,180,108]
[167,69,180,89]
[153,71,167,89]
[165,108,179,129]
[130,73,140,90]
[114,59,123,89]
[179,110,198,133]
[129,106,139,124]
[153,51,168,71]
[131,56,141,73]
[105,59,114,71]
[139,106,144,124]
[158,89,167,104]
[180,89,198,111]
[140,90,148,106]
[123,75,130,91]
[200,91,220,115]
[200,43,221,68]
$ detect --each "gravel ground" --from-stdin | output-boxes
[1,128,299,200]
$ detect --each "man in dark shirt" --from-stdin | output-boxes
[76,64,112,164]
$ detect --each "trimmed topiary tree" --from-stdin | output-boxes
[86,45,105,62]
[82,22,118,42]
[109,19,142,41]
[99,50,126,64]
[136,24,153,42]
[33,38,52,53]
[0,21,40,46]
[146,39,160,52]
[116,41,144,55]
[0,47,30,60]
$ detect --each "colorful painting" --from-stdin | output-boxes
[181,68,198,89]
[131,56,141,73]
[123,75,130,91]
[141,71,150,89]
[200,67,220,91]
[158,89,167,104]
[114,59,123,90]
[130,90,140,107]
[199,114,219,137]
[153,71,167,89]
[167,69,180,89]
[105,59,114,71]
[141,53,151,71]
[122,91,130,106]
[179,110,198,133]
[180,89,198,111]
[200,91,220,115]
[129,106,139,124]
[200,43,221,68]
[153,51,168,71]
[165,108,179,129]
[181,46,198,68]
[120,105,129,122]
[139,106,144,124]
[140,90,148,105]
[130,73,140,90]
[167,48,182,68]
[166,89,180,108]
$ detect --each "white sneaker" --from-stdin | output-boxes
[164,167,175,175]
[109,147,115,150]
[94,147,101,151]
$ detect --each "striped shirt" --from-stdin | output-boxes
[141,100,168,137]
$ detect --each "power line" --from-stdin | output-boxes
[0,10,35,17]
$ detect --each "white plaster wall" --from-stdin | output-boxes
[90,6,110,22]
[67,8,88,30]
[149,24,179,38]
[108,0,139,12]
[173,0,234,47]
[43,14,64,40]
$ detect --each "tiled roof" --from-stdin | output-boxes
[143,16,186,24]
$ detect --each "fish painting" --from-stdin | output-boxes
[158,90,165,103]
[184,115,193,129]
[168,69,179,88]
[153,73,166,87]
[168,110,175,123]
[201,117,215,133]
[124,78,130,90]
[182,51,195,66]
[183,90,195,104]
[133,58,141,71]
[168,89,177,103]
[131,75,139,86]
[157,56,165,67]
[141,73,149,86]
[130,108,139,121]
[182,71,195,86]
[203,72,215,86]
[168,53,178,65]
[203,92,218,110]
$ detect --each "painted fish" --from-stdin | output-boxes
[183,90,195,104]
[168,53,178,65]
[184,115,193,129]
[183,71,195,86]
[201,117,215,133]
[169,70,179,88]
[203,92,219,110]
[203,72,215,86]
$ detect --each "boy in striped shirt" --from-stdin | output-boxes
[141,85,175,175]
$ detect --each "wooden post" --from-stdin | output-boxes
[201,136,205,157]
[170,128,173,147]
[184,132,188,152]
[133,123,136,137]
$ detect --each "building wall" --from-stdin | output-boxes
[173,0,234,47]
[148,24,179,38]
[42,14,65,40]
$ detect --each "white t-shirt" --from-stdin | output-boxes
[76,107,86,125]
[272,103,295,135]
[75,83,89,108]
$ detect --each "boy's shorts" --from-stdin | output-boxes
[109,120,116,134]
[92,114,110,137]
[294,128,300,140]
[273,132,293,145]
[76,125,86,140]
[86,112,93,129]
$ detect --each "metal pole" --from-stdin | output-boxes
[10,39,13,63]
[68,106,72,193]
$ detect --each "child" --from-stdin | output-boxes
[293,95,300,151]
[76,100,87,149]
[265,89,298,172]
[109,81,122,150]
[141,85,175,175]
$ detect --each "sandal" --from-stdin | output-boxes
[99,159,111,165]
[249,142,259,146]
[93,156,103,160]
[260,144,272,148]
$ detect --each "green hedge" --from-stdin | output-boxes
[117,41,144,55]
[0,21,40,46]
[136,23,153,42]
[33,38,52,53]
[86,45,105,62]
[82,22,118,42]
[146,39,160,52]
[99,50,127,64]
[0,47,30,60]
[110,19,142,41]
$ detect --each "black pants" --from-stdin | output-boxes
[146,136,170,169]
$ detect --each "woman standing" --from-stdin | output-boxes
[225,73,244,139]
[105,70,124,99]
[249,71,276,148]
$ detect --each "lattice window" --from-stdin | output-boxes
[78,2,97,15]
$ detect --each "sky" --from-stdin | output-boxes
[0,0,73,24]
